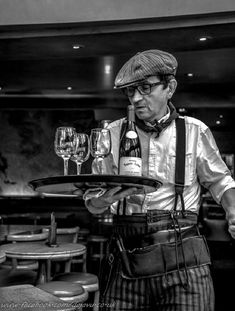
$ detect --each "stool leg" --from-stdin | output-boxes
[36,260,47,284]
[11,258,18,269]
[93,290,100,311]
[82,253,87,273]
[88,243,93,272]
[64,259,72,273]
[46,259,51,281]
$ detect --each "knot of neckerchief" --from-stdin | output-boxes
[135,101,179,136]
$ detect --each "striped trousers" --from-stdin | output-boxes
[100,263,214,311]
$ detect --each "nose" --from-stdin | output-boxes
[131,88,143,103]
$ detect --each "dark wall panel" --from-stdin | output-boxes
[0,109,97,195]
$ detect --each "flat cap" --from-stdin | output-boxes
[114,49,178,88]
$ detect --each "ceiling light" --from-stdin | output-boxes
[104,64,111,75]
[199,36,212,42]
[187,73,194,77]
[216,120,221,125]
[67,86,72,90]
[72,44,84,50]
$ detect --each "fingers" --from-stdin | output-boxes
[229,224,235,236]
[112,187,139,201]
[89,186,140,210]
[104,186,123,197]
[229,218,235,226]
[101,186,139,204]
[228,217,235,238]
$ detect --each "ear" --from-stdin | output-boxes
[168,79,177,99]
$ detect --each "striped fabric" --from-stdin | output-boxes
[100,264,214,311]
[99,213,214,311]
[114,49,177,88]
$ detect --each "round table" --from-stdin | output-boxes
[2,242,86,284]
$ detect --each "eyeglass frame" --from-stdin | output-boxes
[122,81,164,97]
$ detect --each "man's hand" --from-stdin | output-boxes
[227,213,235,239]
[87,186,141,214]
[221,188,235,239]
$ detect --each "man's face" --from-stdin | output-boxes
[127,76,172,122]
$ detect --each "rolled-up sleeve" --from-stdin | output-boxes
[196,127,235,203]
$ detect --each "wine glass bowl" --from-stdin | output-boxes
[54,126,76,175]
[70,133,90,175]
[90,128,111,174]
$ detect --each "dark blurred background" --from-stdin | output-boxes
[1,2,235,309]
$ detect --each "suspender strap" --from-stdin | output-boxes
[174,117,186,213]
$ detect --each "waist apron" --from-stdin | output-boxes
[99,211,214,311]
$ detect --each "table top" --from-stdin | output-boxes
[2,242,86,260]
[29,174,162,197]
[0,284,75,311]
[0,249,6,263]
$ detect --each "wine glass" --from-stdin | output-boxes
[90,128,111,174]
[70,133,90,175]
[54,126,76,175]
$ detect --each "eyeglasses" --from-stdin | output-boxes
[122,82,163,97]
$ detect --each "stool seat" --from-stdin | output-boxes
[7,231,48,242]
[53,272,100,311]
[88,235,108,243]
[53,272,99,291]
[1,258,39,270]
[37,281,88,303]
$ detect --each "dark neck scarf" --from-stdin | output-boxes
[135,101,179,137]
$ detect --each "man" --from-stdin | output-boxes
[85,49,235,311]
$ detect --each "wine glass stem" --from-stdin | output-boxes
[98,158,103,175]
[76,162,82,175]
[63,158,69,176]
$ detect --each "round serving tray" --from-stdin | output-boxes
[29,174,162,197]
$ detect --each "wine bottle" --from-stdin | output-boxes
[119,105,142,176]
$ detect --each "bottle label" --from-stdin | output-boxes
[126,130,137,139]
[119,157,142,176]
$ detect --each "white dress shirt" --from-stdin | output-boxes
[87,116,235,215]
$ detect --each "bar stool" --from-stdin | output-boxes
[53,272,99,311]
[87,235,108,274]
[42,227,87,279]
[77,228,90,246]
[37,281,88,309]
[72,228,90,272]
[1,230,48,270]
